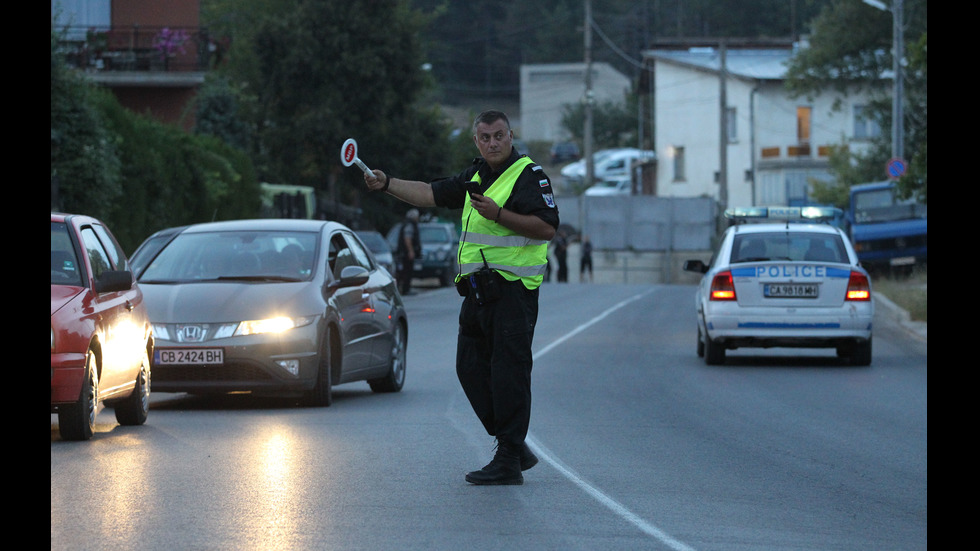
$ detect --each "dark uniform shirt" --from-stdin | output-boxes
[431,148,560,232]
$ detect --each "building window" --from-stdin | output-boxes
[797,106,811,143]
[727,107,737,143]
[853,104,882,140]
[672,146,686,182]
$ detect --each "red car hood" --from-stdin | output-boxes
[51,285,84,316]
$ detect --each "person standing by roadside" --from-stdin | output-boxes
[362,110,559,485]
[554,229,568,282]
[395,209,421,295]
[579,234,593,282]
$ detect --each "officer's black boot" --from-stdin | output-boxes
[520,442,538,471]
[466,440,523,485]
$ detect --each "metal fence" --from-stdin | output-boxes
[55,25,212,72]
[561,195,717,251]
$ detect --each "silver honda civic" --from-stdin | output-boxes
[129,218,407,406]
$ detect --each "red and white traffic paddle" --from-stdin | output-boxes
[341,138,375,178]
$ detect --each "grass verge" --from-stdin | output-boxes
[872,267,927,322]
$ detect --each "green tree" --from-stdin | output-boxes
[51,29,122,218]
[559,94,639,150]
[204,0,456,231]
[784,0,926,202]
[53,23,261,252]
[194,74,251,151]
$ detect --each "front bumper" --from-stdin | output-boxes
[150,322,320,395]
[51,352,87,405]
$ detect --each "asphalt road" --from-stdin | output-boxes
[51,283,927,550]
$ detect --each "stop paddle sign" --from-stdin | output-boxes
[341,138,375,178]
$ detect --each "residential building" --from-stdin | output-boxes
[519,62,631,143]
[643,43,881,207]
[53,0,209,131]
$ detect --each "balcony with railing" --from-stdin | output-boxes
[57,25,213,76]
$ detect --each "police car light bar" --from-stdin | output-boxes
[724,206,842,221]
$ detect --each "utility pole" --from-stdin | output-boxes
[584,0,595,192]
[863,0,904,161]
[718,40,728,211]
[892,0,904,161]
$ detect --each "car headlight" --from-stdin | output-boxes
[151,316,317,341]
[233,315,316,337]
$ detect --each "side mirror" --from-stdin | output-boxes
[324,265,370,293]
[683,260,708,274]
[95,270,134,293]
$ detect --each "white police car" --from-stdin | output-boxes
[683,206,874,366]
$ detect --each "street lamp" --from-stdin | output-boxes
[862,0,903,161]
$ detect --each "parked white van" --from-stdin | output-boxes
[561,148,655,187]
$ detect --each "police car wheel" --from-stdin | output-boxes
[696,326,705,358]
[850,338,872,366]
[704,334,725,365]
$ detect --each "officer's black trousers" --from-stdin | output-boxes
[456,278,538,447]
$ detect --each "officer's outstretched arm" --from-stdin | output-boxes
[365,170,436,207]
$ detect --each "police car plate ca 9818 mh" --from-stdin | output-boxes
[764,283,818,298]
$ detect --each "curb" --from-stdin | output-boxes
[873,291,927,342]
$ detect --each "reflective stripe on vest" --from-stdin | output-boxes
[457,157,548,289]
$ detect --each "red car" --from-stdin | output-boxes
[51,213,154,440]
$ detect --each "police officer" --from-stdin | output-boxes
[363,110,559,485]
[395,208,421,295]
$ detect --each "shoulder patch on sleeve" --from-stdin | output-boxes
[542,193,556,208]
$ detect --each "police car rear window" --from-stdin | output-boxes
[732,233,845,263]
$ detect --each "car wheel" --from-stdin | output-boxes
[114,349,151,426]
[850,338,872,366]
[704,334,725,365]
[369,321,407,393]
[59,349,99,441]
[304,329,334,407]
[696,326,705,358]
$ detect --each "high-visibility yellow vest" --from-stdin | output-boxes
[456,157,549,290]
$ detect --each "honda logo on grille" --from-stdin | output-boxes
[177,325,207,342]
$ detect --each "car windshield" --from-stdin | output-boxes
[419,226,451,244]
[357,232,389,254]
[51,221,83,286]
[853,189,927,223]
[138,230,319,283]
[731,232,846,264]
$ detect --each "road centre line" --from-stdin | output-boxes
[529,289,697,551]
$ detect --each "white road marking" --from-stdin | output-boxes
[529,289,697,551]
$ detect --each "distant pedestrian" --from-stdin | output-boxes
[554,229,568,283]
[395,209,421,295]
[580,235,593,282]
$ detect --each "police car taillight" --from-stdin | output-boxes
[845,271,871,301]
[710,271,736,301]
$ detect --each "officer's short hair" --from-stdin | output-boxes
[473,110,510,132]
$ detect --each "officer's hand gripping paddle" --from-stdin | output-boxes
[341,138,375,178]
